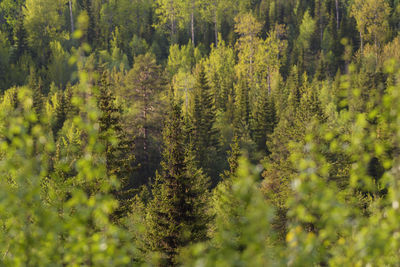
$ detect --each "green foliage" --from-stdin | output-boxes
[124,52,165,185]
[203,36,235,111]
[166,42,202,78]
[282,64,400,266]
[297,10,316,51]
[182,157,276,266]
[221,135,240,180]
[153,0,184,44]
[23,0,67,65]
[250,92,277,153]
[0,77,136,266]
[144,100,210,266]
[97,72,135,218]
[351,0,391,48]
[234,12,263,89]
[0,31,11,90]
[1,1,400,266]
[188,64,220,181]
[48,41,72,88]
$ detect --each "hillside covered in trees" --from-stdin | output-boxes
[1,0,400,265]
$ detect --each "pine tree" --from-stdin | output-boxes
[125,52,165,184]
[145,99,210,266]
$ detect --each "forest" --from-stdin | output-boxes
[1,0,400,266]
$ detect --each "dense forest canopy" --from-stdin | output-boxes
[1,0,400,265]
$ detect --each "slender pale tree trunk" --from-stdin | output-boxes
[214,13,218,47]
[191,0,195,45]
[360,31,363,53]
[69,0,74,33]
[185,78,189,114]
[267,67,271,95]
[191,11,195,45]
[170,0,177,44]
[319,1,323,44]
[143,86,149,175]
[335,0,339,30]
[249,34,255,87]
[171,17,176,44]
[214,1,218,47]
[374,33,378,66]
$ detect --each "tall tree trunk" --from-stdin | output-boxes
[185,78,189,114]
[267,67,271,95]
[143,87,149,175]
[214,12,218,47]
[69,0,74,33]
[191,0,195,45]
[170,1,177,44]
[171,18,176,44]
[335,0,340,30]
[374,33,378,66]
[360,31,363,53]
[318,0,323,45]
[191,11,195,45]
[213,0,218,48]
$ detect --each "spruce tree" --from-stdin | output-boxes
[145,99,210,266]
[11,14,29,63]
[189,64,219,182]
[261,71,326,239]
[250,91,277,153]
[182,157,275,266]
[221,135,240,180]
[52,89,70,138]
[97,71,135,218]
[233,79,250,130]
[28,69,44,114]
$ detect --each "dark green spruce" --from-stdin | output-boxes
[145,99,210,266]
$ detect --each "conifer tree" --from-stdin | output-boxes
[125,53,164,184]
[204,36,235,111]
[29,69,44,114]
[98,71,135,218]
[189,64,219,181]
[145,99,210,266]
[182,157,275,266]
[261,70,326,238]
[250,93,277,153]
[79,0,100,47]
[233,79,250,130]
[11,14,29,63]
[52,90,69,137]
[221,135,240,180]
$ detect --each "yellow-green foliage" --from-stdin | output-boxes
[0,67,136,267]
